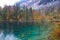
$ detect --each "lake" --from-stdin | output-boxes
[0,21,54,40]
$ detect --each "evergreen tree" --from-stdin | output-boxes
[28,7,33,20]
[13,2,21,20]
[2,6,8,20]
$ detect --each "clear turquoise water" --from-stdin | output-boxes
[0,21,54,40]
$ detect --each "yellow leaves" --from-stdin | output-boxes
[50,15,60,40]
[50,26,60,40]
[53,21,60,25]
[46,16,53,20]
[33,14,39,20]
[58,14,60,17]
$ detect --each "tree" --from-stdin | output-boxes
[2,6,8,20]
[23,6,29,21]
[28,7,33,20]
[13,2,21,20]
[0,7,2,20]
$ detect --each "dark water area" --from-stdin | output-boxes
[0,21,54,40]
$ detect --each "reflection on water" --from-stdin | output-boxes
[0,21,54,40]
[0,32,20,40]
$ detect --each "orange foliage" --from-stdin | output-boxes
[50,26,60,40]
[53,27,60,37]
[40,15,46,20]
[33,10,39,20]
[33,10,46,20]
